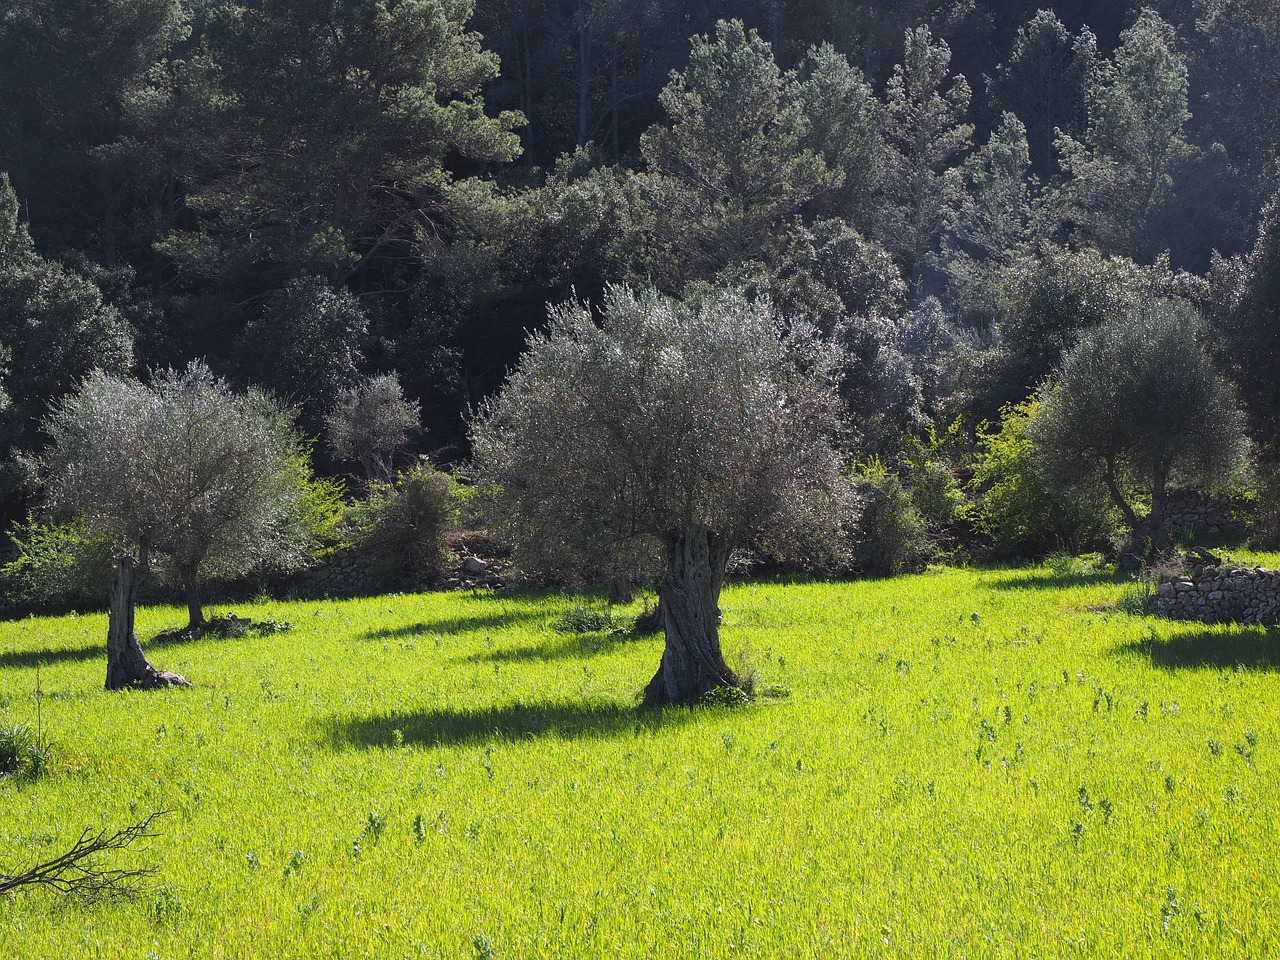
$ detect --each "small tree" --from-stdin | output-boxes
[472,285,849,706]
[325,372,420,482]
[1030,299,1246,551]
[39,362,325,689]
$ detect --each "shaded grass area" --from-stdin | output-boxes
[1118,624,1280,671]
[0,644,100,671]
[327,698,690,749]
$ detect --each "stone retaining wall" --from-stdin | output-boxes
[1150,565,1280,625]
[285,546,402,598]
[1155,490,1244,541]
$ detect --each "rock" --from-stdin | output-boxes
[463,556,489,575]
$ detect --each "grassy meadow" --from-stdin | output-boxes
[3,561,1280,958]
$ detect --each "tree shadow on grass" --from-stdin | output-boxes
[1117,625,1280,671]
[466,630,656,666]
[0,645,100,670]
[325,698,690,749]
[360,613,536,641]
[986,570,1128,591]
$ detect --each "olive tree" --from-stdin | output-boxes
[39,362,322,689]
[472,285,850,706]
[1030,299,1246,551]
[325,372,420,482]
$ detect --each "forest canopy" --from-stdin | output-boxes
[1,0,1278,568]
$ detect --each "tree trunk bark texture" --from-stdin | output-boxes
[643,524,740,706]
[105,553,190,691]
[183,572,205,630]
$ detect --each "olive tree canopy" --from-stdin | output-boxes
[325,372,420,482]
[40,362,322,689]
[1030,298,1246,550]
[472,284,850,705]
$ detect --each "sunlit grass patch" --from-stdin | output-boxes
[3,560,1280,957]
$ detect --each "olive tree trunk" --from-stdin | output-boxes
[642,524,740,706]
[105,548,190,691]
[181,570,204,630]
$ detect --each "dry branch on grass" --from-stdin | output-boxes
[0,812,166,901]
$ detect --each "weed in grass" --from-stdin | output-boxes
[554,605,620,634]
[1235,739,1254,765]
[1161,887,1182,932]
[298,895,322,922]
[283,850,307,878]
[363,812,386,843]
[697,685,750,708]
[1208,738,1224,758]
[0,722,35,775]
[413,813,427,844]
[150,887,183,926]
[1078,785,1094,812]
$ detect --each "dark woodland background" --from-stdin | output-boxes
[3,0,1280,540]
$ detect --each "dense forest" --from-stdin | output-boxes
[2,0,1280,569]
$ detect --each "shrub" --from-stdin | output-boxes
[970,397,1121,557]
[1244,461,1280,548]
[1030,299,1246,547]
[346,462,456,588]
[325,373,420,482]
[849,457,930,574]
[1,516,116,609]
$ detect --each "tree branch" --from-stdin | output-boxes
[0,812,167,902]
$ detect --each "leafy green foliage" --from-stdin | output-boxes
[849,457,929,574]
[1214,183,1280,462]
[345,462,457,588]
[1031,299,1246,535]
[985,244,1206,411]
[638,20,837,285]
[879,25,973,285]
[237,277,368,423]
[325,373,421,483]
[161,0,522,286]
[0,174,134,505]
[989,10,1096,181]
[37,363,326,624]
[1052,9,1192,260]
[970,398,1121,557]
[472,284,850,585]
[0,517,116,609]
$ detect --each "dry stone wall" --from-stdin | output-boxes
[1150,565,1280,625]
[1157,490,1244,540]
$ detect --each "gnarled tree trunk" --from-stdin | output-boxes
[105,548,190,691]
[642,524,739,706]
[180,570,204,630]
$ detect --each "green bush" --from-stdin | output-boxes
[969,398,1120,557]
[850,457,930,574]
[1242,461,1280,548]
[0,516,115,609]
[346,462,457,588]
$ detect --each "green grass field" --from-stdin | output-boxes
[3,561,1280,958]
